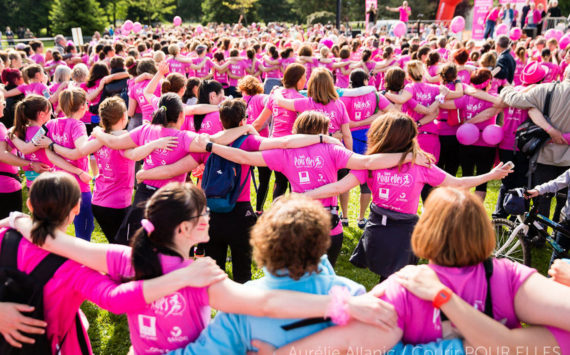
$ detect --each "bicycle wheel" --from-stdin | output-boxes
[493,218,531,266]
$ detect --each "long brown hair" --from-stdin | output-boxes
[282,63,305,89]
[366,112,432,170]
[307,67,338,105]
[11,95,50,140]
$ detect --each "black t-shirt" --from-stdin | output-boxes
[548,7,562,17]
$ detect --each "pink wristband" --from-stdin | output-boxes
[325,286,351,326]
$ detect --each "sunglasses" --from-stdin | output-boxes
[189,207,210,220]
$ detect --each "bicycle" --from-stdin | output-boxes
[493,190,570,267]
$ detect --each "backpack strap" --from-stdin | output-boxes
[75,313,90,355]
[0,171,21,183]
[543,82,557,119]
[0,229,23,269]
[28,250,67,289]
[483,257,494,319]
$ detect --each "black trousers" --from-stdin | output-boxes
[255,166,272,212]
[92,204,130,244]
[533,163,570,222]
[115,183,157,245]
[327,232,343,267]
[205,202,257,284]
[0,189,22,219]
[460,145,496,192]
[438,135,462,177]
[273,171,289,199]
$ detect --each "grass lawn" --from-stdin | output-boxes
[28,172,553,354]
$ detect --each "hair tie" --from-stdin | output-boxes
[160,105,167,112]
[127,62,136,70]
[141,219,155,234]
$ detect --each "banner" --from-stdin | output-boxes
[365,0,378,30]
[472,0,492,40]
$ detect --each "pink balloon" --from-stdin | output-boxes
[510,27,522,41]
[482,124,504,145]
[123,20,133,32]
[560,34,570,50]
[133,22,142,33]
[450,16,465,34]
[392,21,407,37]
[456,123,480,146]
[553,29,563,41]
[195,25,203,34]
[495,24,508,36]
[545,29,555,40]
[173,16,182,26]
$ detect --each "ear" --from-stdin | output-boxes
[26,198,33,213]
[72,201,80,216]
[209,91,217,103]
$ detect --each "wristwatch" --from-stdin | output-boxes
[205,142,213,153]
[433,287,453,309]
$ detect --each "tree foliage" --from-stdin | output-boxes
[177,0,202,22]
[126,0,177,25]
[50,0,107,36]
[0,0,53,35]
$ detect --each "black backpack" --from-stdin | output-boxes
[89,78,129,115]
[0,229,88,354]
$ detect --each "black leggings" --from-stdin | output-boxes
[255,166,272,212]
[115,183,158,245]
[273,171,289,199]
[460,145,496,192]
[92,204,130,244]
[0,189,22,219]
[438,135,462,176]
[205,202,257,283]
[327,232,344,267]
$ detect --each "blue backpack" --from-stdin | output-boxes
[202,135,254,213]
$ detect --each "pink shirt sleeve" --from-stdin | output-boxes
[379,277,408,331]
[330,144,353,170]
[293,98,312,112]
[378,94,391,111]
[242,134,264,151]
[454,96,468,110]
[70,120,87,142]
[420,165,447,187]
[129,125,145,146]
[262,149,285,172]
[350,169,368,185]
[17,84,29,93]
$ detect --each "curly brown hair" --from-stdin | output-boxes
[250,194,331,280]
[238,75,263,96]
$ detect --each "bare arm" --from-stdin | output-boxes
[209,142,266,166]
[9,135,42,155]
[252,107,272,131]
[385,90,412,104]
[183,104,219,117]
[346,152,417,170]
[53,138,103,159]
[465,87,504,106]
[122,136,178,161]
[127,97,137,117]
[440,162,512,188]
[340,124,353,151]
[258,134,341,150]
[136,154,199,182]
[45,149,89,178]
[91,128,137,150]
[466,107,501,125]
[143,61,169,103]
[305,173,361,200]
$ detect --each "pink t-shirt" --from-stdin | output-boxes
[105,244,210,354]
[193,57,214,78]
[436,82,465,136]
[487,7,500,21]
[263,57,282,79]
[17,82,48,97]
[501,88,529,151]
[129,79,161,123]
[244,94,270,137]
[293,98,350,135]
[399,6,410,22]
[129,124,199,188]
[380,258,537,345]
[543,62,559,83]
[128,79,142,114]
[262,143,353,235]
[46,118,90,192]
[454,95,496,147]
[92,136,135,209]
[30,53,45,66]
[457,69,471,85]
[341,92,390,131]
[335,59,351,88]
[437,48,449,61]
[489,78,507,96]
[267,88,304,138]
[560,62,569,81]
[352,163,446,214]
[404,82,440,134]
[0,123,21,193]
[21,126,53,188]
[181,112,224,135]
[167,57,190,76]
[0,228,146,355]
[513,58,525,86]
[213,63,229,87]
[228,59,249,86]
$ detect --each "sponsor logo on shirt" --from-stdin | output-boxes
[151,292,187,317]
[375,172,412,187]
[293,155,324,169]
[167,326,189,344]
[378,188,389,200]
[299,171,310,184]
[138,315,157,339]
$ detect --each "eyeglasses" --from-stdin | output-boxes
[189,207,210,220]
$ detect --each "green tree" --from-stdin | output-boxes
[127,0,177,25]
[255,0,295,23]
[223,0,258,24]
[50,0,107,36]
[201,0,240,24]
[285,0,335,23]
[0,0,53,36]
[177,0,202,22]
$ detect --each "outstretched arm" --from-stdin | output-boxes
[136,154,199,182]
[440,162,512,188]
[305,173,361,200]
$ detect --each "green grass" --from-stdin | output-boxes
[22,172,552,354]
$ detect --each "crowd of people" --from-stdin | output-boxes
[0,14,569,354]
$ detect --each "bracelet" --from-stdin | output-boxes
[49,142,55,151]
[319,134,323,144]
[205,142,213,153]
[325,286,351,326]
[9,211,26,229]
[432,287,453,309]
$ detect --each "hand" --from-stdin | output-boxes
[181,257,227,287]
[464,86,477,95]
[99,77,108,86]
[414,153,435,168]
[490,161,513,180]
[547,128,567,145]
[152,136,178,151]
[346,293,398,330]
[78,171,92,184]
[394,264,446,301]
[0,302,47,348]
[548,259,570,286]
[331,131,343,140]
[34,135,52,148]
[30,162,50,173]
[526,189,539,198]
[245,124,259,136]
[439,86,450,97]
[135,169,147,184]
[195,133,211,150]
[323,135,343,147]
[91,126,104,138]
[248,340,276,355]
[158,61,169,76]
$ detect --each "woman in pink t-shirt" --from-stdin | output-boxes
[8,180,393,355]
[195,111,432,266]
[269,187,570,353]
[304,112,510,280]
[386,1,411,23]
[2,172,231,354]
